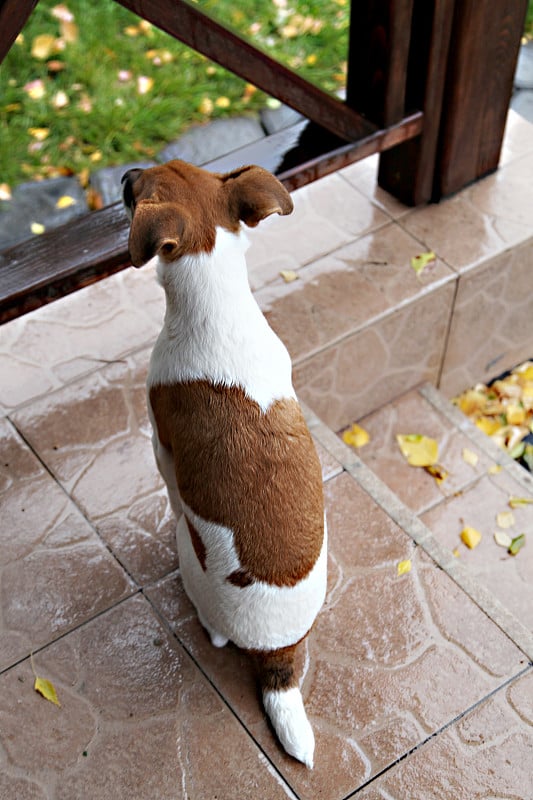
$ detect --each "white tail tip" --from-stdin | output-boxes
[263,687,315,768]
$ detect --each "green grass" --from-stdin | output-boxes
[0,0,348,192]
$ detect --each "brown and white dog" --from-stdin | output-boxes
[121,160,327,768]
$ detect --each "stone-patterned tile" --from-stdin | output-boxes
[340,153,411,219]
[353,389,493,514]
[0,418,133,671]
[292,282,455,430]
[0,263,163,414]
[0,595,295,800]
[439,238,533,397]
[421,469,533,632]
[356,668,533,800]
[245,171,390,291]
[313,438,343,482]
[11,351,178,585]
[146,472,525,800]
[401,152,533,275]
[256,221,455,365]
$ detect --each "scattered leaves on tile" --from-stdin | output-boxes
[508,496,533,508]
[508,533,525,556]
[462,448,479,467]
[396,434,438,467]
[453,362,533,470]
[460,526,482,549]
[397,559,412,576]
[488,464,503,475]
[342,423,370,449]
[410,250,436,276]
[494,531,512,548]
[279,269,299,283]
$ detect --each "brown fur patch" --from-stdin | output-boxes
[149,381,324,587]
[227,568,255,588]
[185,515,208,571]
[252,643,299,691]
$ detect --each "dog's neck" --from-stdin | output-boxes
[149,226,296,410]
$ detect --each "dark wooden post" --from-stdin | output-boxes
[435,0,528,198]
[0,0,39,64]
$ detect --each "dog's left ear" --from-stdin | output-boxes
[222,165,293,227]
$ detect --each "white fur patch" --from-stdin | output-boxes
[263,687,315,768]
[147,226,295,411]
[176,503,327,652]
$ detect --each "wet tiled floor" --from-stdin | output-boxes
[1,111,533,798]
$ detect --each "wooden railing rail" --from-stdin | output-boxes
[0,0,528,322]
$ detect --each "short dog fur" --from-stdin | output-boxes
[122,160,326,767]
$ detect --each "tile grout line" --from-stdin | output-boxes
[342,662,533,799]
[5,415,141,585]
[143,590,302,800]
[302,403,533,662]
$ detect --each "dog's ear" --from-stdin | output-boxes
[222,166,293,227]
[128,202,184,267]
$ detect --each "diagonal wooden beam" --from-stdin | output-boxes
[114,0,378,143]
[0,0,39,64]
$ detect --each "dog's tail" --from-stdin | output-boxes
[254,643,315,768]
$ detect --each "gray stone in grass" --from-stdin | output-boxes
[259,103,304,134]
[158,116,265,166]
[0,176,87,251]
[90,161,157,207]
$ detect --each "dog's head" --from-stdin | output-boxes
[121,160,293,267]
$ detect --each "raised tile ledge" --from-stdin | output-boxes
[302,400,533,661]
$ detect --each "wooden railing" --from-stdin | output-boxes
[0,0,528,322]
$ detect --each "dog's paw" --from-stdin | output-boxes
[263,687,315,768]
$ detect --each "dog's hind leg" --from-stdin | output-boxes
[253,642,315,768]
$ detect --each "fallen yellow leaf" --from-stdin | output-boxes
[124,24,140,36]
[424,464,448,485]
[34,676,61,706]
[51,4,74,22]
[56,195,76,209]
[506,403,526,425]
[410,250,436,275]
[24,79,46,100]
[60,19,78,43]
[137,75,154,95]
[396,434,439,467]
[462,448,479,467]
[30,222,45,234]
[452,547,460,558]
[508,533,526,556]
[215,96,231,108]
[397,559,411,576]
[342,423,370,449]
[475,417,502,436]
[0,183,12,201]
[279,270,299,283]
[28,127,50,141]
[31,33,56,60]
[494,531,512,548]
[460,526,482,549]
[496,511,515,529]
[52,90,69,109]
[508,496,533,508]
[488,464,502,475]
[199,97,214,115]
